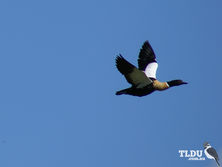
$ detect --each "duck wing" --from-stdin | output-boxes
[116,55,152,88]
[138,40,157,71]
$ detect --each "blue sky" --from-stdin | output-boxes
[0,0,222,167]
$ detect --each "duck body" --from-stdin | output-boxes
[115,41,187,97]
[116,79,186,97]
[116,84,155,97]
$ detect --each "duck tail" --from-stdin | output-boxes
[216,159,220,167]
[115,88,129,95]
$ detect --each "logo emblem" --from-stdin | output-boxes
[204,142,220,167]
[178,150,205,160]
[178,142,220,167]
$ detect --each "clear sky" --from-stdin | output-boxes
[0,0,222,167]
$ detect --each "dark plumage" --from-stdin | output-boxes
[138,41,156,71]
[115,40,187,97]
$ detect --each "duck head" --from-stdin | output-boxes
[167,80,188,87]
[203,142,211,149]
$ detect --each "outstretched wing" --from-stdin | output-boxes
[207,147,219,160]
[138,41,156,71]
[116,55,152,88]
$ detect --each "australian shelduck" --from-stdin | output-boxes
[115,40,187,97]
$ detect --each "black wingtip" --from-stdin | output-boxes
[138,40,156,71]
[144,40,149,44]
[116,54,123,60]
[115,55,135,75]
[143,40,152,47]
[115,54,123,66]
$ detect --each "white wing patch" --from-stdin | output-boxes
[144,62,158,79]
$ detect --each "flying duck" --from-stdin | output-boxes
[204,142,220,167]
[115,40,187,97]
